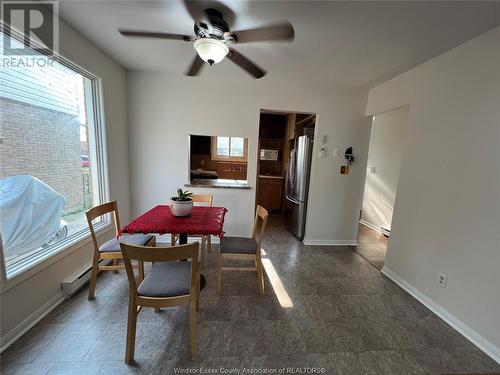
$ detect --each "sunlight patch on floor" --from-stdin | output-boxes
[261,248,293,308]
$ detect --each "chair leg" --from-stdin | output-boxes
[216,254,223,296]
[207,235,212,253]
[189,298,197,359]
[154,307,161,313]
[88,252,99,300]
[196,287,200,311]
[200,236,206,270]
[171,234,177,246]
[112,258,119,274]
[138,260,145,281]
[196,276,201,311]
[125,300,138,364]
[257,258,264,297]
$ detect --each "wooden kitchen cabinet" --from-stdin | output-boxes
[257,177,284,211]
[217,162,247,180]
[257,178,268,206]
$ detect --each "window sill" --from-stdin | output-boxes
[1,222,113,293]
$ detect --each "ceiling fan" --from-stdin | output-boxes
[118,1,295,79]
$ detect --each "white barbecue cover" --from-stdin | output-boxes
[0,175,65,256]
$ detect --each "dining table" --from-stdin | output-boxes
[120,205,228,290]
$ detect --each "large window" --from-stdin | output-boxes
[0,34,107,279]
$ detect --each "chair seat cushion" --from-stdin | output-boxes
[99,234,154,253]
[220,236,258,254]
[138,261,191,297]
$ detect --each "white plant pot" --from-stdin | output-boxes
[170,199,193,217]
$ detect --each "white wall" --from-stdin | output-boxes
[127,73,371,244]
[0,20,130,344]
[367,27,500,359]
[361,106,408,231]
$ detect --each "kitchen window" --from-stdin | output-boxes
[212,136,248,160]
[0,33,108,279]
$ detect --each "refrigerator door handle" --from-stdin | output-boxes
[286,148,296,198]
[285,194,300,205]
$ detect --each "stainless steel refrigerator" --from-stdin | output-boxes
[284,135,313,240]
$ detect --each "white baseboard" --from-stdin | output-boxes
[382,266,500,364]
[302,239,358,246]
[0,291,65,353]
[359,219,383,234]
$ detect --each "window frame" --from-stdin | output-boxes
[211,136,248,161]
[0,31,111,284]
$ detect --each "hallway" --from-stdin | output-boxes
[353,224,388,270]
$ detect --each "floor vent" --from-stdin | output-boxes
[61,260,111,298]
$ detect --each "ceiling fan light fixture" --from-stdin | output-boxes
[193,38,229,65]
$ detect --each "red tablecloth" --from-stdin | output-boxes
[120,205,227,237]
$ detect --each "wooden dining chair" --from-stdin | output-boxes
[120,242,200,364]
[171,194,214,262]
[217,205,269,297]
[86,201,155,300]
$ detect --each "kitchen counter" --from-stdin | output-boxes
[259,175,284,179]
[186,178,250,189]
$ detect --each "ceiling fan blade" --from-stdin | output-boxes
[185,54,204,76]
[182,0,209,24]
[227,48,266,79]
[119,30,194,41]
[228,21,294,43]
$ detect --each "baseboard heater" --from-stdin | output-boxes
[61,259,112,298]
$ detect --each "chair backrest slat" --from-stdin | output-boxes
[121,242,198,263]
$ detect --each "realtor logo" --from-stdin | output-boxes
[1,1,59,56]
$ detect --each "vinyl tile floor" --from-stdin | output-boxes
[1,215,499,374]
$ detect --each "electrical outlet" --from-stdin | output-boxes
[438,273,448,288]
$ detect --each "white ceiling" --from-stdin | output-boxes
[59,0,500,88]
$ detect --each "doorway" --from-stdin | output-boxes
[355,105,409,269]
[256,110,316,240]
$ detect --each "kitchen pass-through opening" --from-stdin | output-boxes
[256,110,316,240]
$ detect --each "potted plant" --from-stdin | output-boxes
[170,188,193,217]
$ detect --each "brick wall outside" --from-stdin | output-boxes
[0,97,85,214]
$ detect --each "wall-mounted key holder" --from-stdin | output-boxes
[344,147,354,165]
